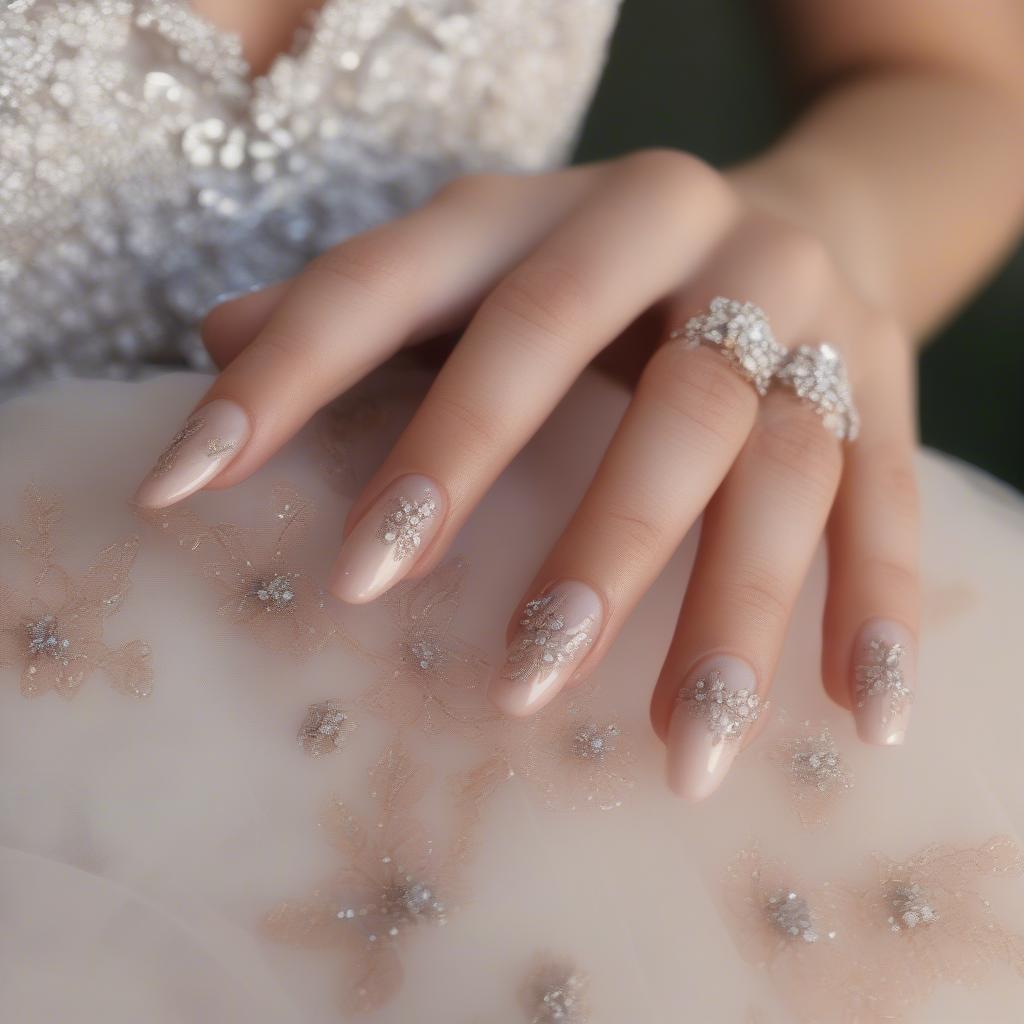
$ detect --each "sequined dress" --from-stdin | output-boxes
[0,0,620,391]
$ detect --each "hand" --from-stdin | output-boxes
[134,151,919,800]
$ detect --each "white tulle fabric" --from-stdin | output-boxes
[1,369,1023,1023]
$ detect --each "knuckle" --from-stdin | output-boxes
[726,561,791,628]
[581,502,666,565]
[751,406,842,497]
[427,389,504,456]
[486,256,597,340]
[309,231,411,299]
[619,148,733,221]
[857,446,920,523]
[768,225,834,293]
[641,344,757,447]
[430,171,510,205]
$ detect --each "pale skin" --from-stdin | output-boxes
[151,0,1024,797]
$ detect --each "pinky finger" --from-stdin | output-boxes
[822,322,920,745]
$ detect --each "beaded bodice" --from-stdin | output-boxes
[0,0,620,390]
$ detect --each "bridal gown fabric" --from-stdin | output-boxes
[3,2,1024,1022]
[2,370,1024,1024]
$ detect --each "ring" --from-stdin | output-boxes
[671,296,787,396]
[774,343,860,442]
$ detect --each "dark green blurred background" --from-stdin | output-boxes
[573,0,1023,490]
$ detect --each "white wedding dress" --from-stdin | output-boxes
[2,3,1024,1023]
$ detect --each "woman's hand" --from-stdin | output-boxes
[135,152,919,800]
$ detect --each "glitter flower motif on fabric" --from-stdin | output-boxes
[152,415,204,475]
[298,700,356,758]
[771,724,853,827]
[675,296,786,395]
[501,592,594,683]
[0,488,152,698]
[357,557,494,736]
[678,669,763,743]
[844,837,1024,1016]
[264,742,490,1015]
[722,847,865,1022]
[855,640,912,724]
[138,484,339,656]
[378,493,437,562]
[521,955,590,1023]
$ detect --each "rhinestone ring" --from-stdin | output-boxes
[774,343,860,442]
[671,296,787,396]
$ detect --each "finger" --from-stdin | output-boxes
[653,387,843,800]
[133,170,595,508]
[487,219,833,717]
[328,152,739,604]
[822,319,919,745]
[201,281,291,369]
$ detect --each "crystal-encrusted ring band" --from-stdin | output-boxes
[773,342,861,442]
[670,296,787,396]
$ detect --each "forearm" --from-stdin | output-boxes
[729,66,1024,341]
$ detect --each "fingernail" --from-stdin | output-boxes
[667,656,764,801]
[329,475,444,604]
[134,399,249,508]
[851,619,915,746]
[488,580,603,717]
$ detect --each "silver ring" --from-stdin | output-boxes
[671,296,787,396]
[774,343,860,442]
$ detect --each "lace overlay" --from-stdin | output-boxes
[0,0,620,390]
[0,487,152,698]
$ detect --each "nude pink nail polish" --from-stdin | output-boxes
[488,580,603,717]
[134,399,249,508]
[851,619,915,746]
[667,656,764,801]
[329,475,444,604]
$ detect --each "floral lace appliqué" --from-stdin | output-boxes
[771,724,853,827]
[846,837,1024,1017]
[357,557,495,736]
[298,699,356,758]
[264,741,491,1015]
[0,488,152,698]
[139,484,340,656]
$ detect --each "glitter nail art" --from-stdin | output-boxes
[298,700,355,758]
[771,724,853,827]
[678,669,763,743]
[0,488,152,699]
[379,493,438,562]
[855,639,912,724]
[501,592,594,683]
[152,415,204,476]
[521,956,590,1024]
[206,437,236,458]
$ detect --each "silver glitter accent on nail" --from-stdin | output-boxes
[378,493,438,562]
[298,700,354,758]
[523,957,590,1024]
[886,882,938,932]
[674,296,787,395]
[206,437,236,458]
[501,592,593,682]
[855,639,912,723]
[678,669,762,743]
[152,416,204,476]
[766,890,820,943]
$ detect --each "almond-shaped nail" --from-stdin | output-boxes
[852,619,915,746]
[134,399,249,508]
[488,580,603,717]
[667,656,764,801]
[329,475,444,604]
